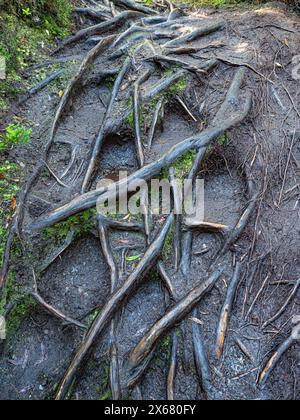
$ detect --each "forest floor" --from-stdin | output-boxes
[0,0,299,401]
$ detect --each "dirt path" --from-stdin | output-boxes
[0,1,299,400]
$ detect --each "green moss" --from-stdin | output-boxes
[173,150,196,180]
[162,335,171,357]
[217,133,228,146]
[0,270,36,338]
[42,209,97,242]
[103,75,117,90]
[127,96,146,130]
[0,1,74,109]
[166,76,188,98]
[162,222,174,259]
[95,361,112,400]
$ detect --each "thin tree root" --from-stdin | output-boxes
[112,0,157,15]
[39,229,77,273]
[49,35,116,157]
[262,278,300,329]
[169,167,182,271]
[167,331,178,400]
[192,308,213,399]
[18,70,65,104]
[30,270,86,329]
[74,7,111,21]
[147,98,164,151]
[258,323,300,386]
[133,80,145,168]
[81,56,132,193]
[215,262,242,359]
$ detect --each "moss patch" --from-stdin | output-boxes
[0,0,74,109]
[42,209,97,242]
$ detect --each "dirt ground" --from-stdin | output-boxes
[0,1,299,400]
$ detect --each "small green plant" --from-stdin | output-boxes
[0,123,32,151]
[217,133,228,146]
[43,209,97,242]
[22,7,31,17]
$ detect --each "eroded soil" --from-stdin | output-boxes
[0,1,299,400]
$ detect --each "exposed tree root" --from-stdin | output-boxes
[39,228,76,273]
[10,0,281,401]
[97,216,121,400]
[18,70,65,105]
[215,262,242,360]
[0,218,18,295]
[30,270,86,330]
[167,331,178,400]
[262,278,300,329]
[58,11,145,49]
[133,80,145,168]
[259,322,300,387]
[147,97,164,150]
[192,308,213,399]
[164,22,224,48]
[112,0,158,15]
[125,266,224,387]
[27,93,251,233]
[81,56,132,193]
[74,7,111,21]
[54,214,174,400]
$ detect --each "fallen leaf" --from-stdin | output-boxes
[126,255,141,262]
[11,197,17,210]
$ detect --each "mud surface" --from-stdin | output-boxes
[0,2,299,400]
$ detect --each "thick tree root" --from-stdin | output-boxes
[164,22,224,48]
[27,94,252,233]
[58,11,145,49]
[125,266,224,388]
[54,214,174,400]
[97,216,121,400]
